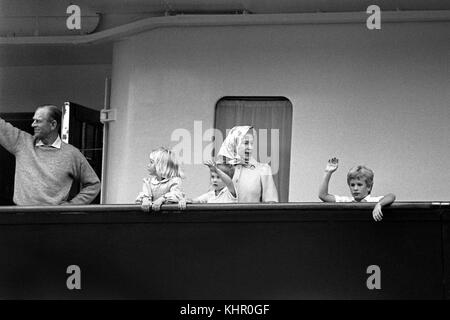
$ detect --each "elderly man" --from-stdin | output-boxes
[0,105,100,205]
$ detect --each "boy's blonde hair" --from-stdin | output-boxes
[347,165,374,193]
[150,147,184,179]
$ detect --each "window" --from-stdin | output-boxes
[214,97,293,202]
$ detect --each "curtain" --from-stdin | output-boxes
[214,98,292,202]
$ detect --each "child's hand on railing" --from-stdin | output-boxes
[164,194,178,203]
[372,203,383,221]
[152,197,165,211]
[141,197,152,212]
[178,198,187,210]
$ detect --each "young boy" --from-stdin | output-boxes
[192,160,237,203]
[318,158,395,221]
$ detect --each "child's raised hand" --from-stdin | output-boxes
[141,197,152,212]
[204,160,218,172]
[325,158,339,173]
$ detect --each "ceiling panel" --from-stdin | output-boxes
[1,0,449,16]
[1,0,448,66]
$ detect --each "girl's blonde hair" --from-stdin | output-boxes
[150,147,184,179]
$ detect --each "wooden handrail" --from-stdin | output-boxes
[0,201,447,214]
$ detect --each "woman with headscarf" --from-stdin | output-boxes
[217,125,278,203]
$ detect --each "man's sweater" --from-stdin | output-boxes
[0,117,100,205]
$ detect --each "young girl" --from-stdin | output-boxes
[217,125,278,203]
[191,160,237,203]
[135,147,186,211]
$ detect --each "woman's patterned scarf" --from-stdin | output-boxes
[217,125,255,166]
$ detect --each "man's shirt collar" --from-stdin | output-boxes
[35,135,62,149]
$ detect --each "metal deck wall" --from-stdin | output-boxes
[0,203,448,299]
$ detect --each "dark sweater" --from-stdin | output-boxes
[0,117,100,205]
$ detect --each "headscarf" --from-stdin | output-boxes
[217,125,256,166]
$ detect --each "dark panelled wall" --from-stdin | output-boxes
[0,203,448,299]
